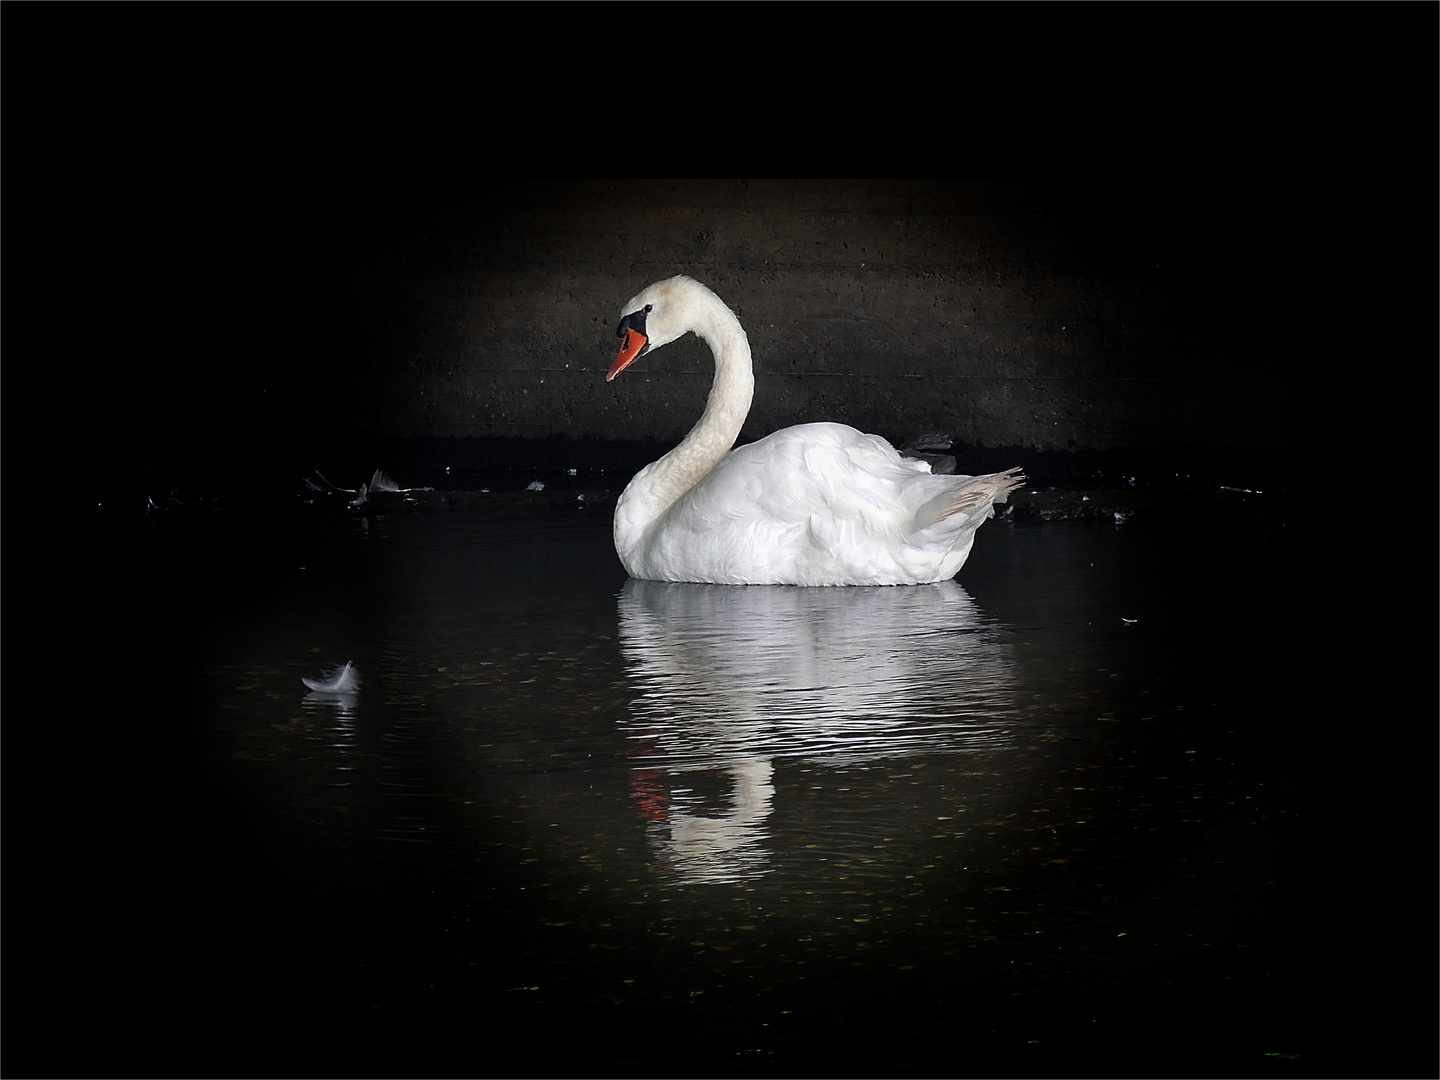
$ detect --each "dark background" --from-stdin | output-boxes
[5,5,1436,1078]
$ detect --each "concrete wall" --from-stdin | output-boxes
[54,172,1383,492]
[257,179,1323,473]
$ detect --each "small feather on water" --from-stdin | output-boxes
[302,661,361,693]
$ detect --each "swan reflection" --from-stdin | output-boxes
[616,579,1018,883]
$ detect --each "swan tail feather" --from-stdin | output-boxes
[915,467,1025,530]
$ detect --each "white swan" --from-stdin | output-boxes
[606,275,1023,586]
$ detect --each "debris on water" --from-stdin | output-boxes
[526,480,545,492]
[303,469,432,506]
[303,469,357,496]
[899,432,957,474]
[368,469,432,494]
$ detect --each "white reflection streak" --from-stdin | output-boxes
[298,696,358,784]
[300,664,359,780]
[616,580,1018,883]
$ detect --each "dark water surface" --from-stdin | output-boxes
[18,495,1340,1076]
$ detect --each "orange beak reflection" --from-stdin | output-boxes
[607,327,649,382]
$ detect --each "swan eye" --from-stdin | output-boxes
[644,304,653,312]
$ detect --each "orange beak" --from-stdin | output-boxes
[607,327,649,382]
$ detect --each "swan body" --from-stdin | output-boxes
[607,276,1023,586]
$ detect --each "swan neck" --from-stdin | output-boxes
[628,298,753,514]
[692,314,754,457]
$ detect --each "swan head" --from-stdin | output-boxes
[607,275,722,382]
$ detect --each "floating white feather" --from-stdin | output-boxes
[302,661,361,694]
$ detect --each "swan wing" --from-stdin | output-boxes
[629,424,983,585]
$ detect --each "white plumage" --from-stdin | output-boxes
[606,276,1022,586]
